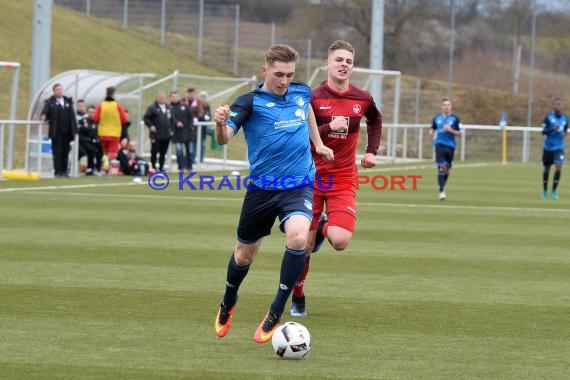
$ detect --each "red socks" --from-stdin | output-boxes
[293,256,310,298]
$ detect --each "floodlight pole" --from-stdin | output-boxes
[160,0,166,46]
[197,0,204,61]
[369,0,384,107]
[448,0,456,98]
[525,0,537,163]
[233,4,240,75]
[30,0,52,106]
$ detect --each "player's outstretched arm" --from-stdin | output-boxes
[214,105,235,145]
[308,105,334,162]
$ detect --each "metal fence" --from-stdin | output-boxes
[53,0,316,80]
[2,119,547,180]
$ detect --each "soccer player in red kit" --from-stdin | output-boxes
[290,40,383,316]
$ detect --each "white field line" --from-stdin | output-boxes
[13,190,569,214]
[20,191,241,202]
[362,162,494,173]
[358,201,569,214]
[0,162,494,194]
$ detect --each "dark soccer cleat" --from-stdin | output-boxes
[312,213,328,253]
[290,295,307,317]
[214,302,236,338]
[253,310,281,344]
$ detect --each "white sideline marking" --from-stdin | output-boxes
[21,191,241,202]
[0,162,494,193]
[364,162,494,173]
[359,201,569,213]
[0,182,137,193]
[12,190,569,213]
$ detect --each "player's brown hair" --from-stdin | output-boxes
[265,44,299,66]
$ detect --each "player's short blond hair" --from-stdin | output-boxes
[265,45,299,66]
[328,40,355,57]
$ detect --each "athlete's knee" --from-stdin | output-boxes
[286,233,308,251]
[331,238,350,251]
[233,243,259,266]
[233,252,253,266]
[328,229,353,251]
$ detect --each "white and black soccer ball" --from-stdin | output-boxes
[271,322,311,360]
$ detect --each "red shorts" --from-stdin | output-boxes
[100,136,120,156]
[311,185,356,233]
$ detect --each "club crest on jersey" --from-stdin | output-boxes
[294,96,305,106]
[295,109,306,121]
[353,104,362,114]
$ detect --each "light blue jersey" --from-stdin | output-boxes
[431,113,462,149]
[542,112,569,152]
[227,83,315,189]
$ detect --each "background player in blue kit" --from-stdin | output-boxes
[541,98,568,200]
[429,98,462,200]
[213,44,333,344]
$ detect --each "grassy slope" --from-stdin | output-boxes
[0,0,223,119]
[0,163,569,379]
[1,0,561,128]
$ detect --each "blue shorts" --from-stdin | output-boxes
[543,149,564,167]
[435,144,455,168]
[236,186,314,244]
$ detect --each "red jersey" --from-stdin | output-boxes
[311,83,382,181]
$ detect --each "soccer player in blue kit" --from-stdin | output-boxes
[429,98,462,200]
[541,98,568,200]
[213,44,334,344]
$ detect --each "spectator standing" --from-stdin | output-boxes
[40,83,77,178]
[194,91,212,163]
[144,91,174,172]
[170,91,195,172]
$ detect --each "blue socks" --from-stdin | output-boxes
[270,247,307,315]
[222,253,250,308]
[553,170,561,191]
[438,169,446,192]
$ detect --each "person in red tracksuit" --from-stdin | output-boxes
[93,86,128,172]
[290,40,383,317]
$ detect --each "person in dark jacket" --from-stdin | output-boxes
[170,91,195,172]
[41,83,78,178]
[117,141,149,176]
[121,109,131,148]
[194,91,212,163]
[143,91,174,172]
[77,104,102,175]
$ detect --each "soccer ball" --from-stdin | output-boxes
[271,322,311,359]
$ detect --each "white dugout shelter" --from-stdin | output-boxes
[26,69,154,176]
